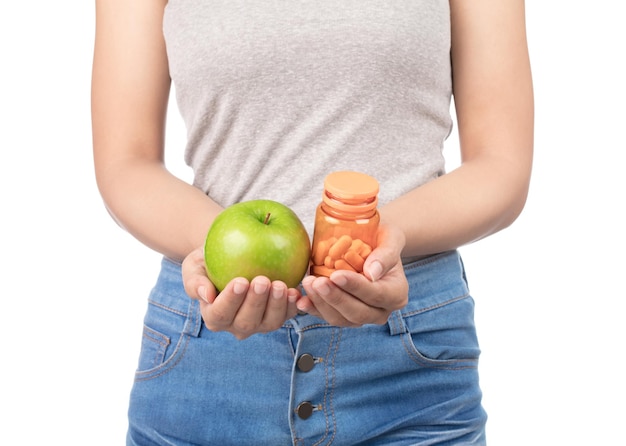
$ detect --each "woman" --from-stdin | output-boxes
[92,1,533,444]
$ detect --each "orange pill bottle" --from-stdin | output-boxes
[310,171,380,277]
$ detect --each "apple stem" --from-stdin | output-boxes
[264,212,271,225]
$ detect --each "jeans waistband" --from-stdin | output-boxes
[154,250,469,334]
[289,250,469,332]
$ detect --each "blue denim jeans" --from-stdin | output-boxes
[127,250,487,445]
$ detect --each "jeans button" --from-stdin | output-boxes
[297,353,315,372]
[296,401,314,420]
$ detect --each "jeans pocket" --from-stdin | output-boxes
[137,324,171,371]
[399,296,481,369]
[134,295,201,380]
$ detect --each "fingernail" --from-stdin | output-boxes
[287,289,299,303]
[198,286,208,303]
[367,260,383,282]
[313,281,330,296]
[296,300,308,312]
[272,285,285,299]
[254,281,269,295]
[233,280,247,295]
[331,273,347,287]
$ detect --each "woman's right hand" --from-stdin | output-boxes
[182,247,302,340]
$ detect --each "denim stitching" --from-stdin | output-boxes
[148,298,187,317]
[401,293,470,318]
[135,302,196,381]
[328,328,340,445]
[185,299,202,337]
[388,310,405,335]
[134,334,191,381]
[142,325,170,348]
[312,330,333,446]
[398,293,479,370]
[400,332,477,370]
[286,327,296,357]
[142,325,170,367]
[312,328,340,446]
[300,323,331,332]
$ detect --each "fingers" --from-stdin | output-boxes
[208,277,270,338]
[201,278,250,330]
[362,223,406,281]
[298,223,409,327]
[264,281,300,326]
[182,246,301,339]
[332,263,408,309]
[182,247,217,303]
[201,277,301,340]
[300,275,391,326]
[184,222,410,336]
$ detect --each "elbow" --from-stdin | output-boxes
[495,173,532,232]
[93,159,136,233]
[95,172,129,232]
[500,192,528,230]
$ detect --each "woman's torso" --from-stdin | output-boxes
[163,0,452,234]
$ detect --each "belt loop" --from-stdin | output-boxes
[387,310,407,336]
[183,298,203,337]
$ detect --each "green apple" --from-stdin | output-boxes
[204,199,311,292]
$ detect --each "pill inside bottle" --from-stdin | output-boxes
[310,171,380,277]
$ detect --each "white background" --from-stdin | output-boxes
[1,1,624,444]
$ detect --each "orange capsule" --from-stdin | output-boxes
[324,255,335,269]
[350,239,364,253]
[311,265,336,277]
[328,234,353,260]
[343,250,365,272]
[312,237,335,266]
[358,242,372,258]
[334,259,357,272]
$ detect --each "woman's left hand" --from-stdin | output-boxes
[298,223,409,326]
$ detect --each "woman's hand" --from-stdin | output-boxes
[298,224,409,326]
[182,247,302,340]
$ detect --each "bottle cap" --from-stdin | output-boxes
[323,171,379,213]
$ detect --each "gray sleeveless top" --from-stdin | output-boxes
[163,1,452,234]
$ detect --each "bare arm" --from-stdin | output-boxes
[299,0,533,325]
[382,0,534,257]
[92,0,302,338]
[91,0,221,262]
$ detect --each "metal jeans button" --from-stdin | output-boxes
[296,401,314,420]
[297,353,315,372]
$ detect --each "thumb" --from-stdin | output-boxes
[363,258,384,282]
[182,247,217,303]
[363,224,405,282]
